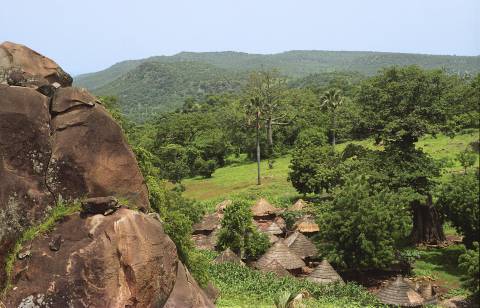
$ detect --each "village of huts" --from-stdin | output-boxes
[192,198,440,307]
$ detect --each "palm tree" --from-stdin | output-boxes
[320,89,344,147]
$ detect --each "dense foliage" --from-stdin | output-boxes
[217,200,270,259]
[316,175,412,270]
[437,171,479,247]
[458,242,480,296]
[208,262,380,306]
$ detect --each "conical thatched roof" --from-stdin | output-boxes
[377,276,424,307]
[193,213,221,233]
[214,248,245,266]
[260,260,292,277]
[284,231,318,259]
[290,199,307,211]
[215,199,232,214]
[265,222,283,235]
[294,215,319,233]
[307,259,344,284]
[252,198,279,217]
[266,233,280,244]
[256,241,305,270]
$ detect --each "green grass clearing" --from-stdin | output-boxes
[183,132,478,204]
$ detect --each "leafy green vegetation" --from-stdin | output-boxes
[458,242,479,296]
[182,132,478,203]
[316,175,412,270]
[2,198,81,295]
[436,171,479,247]
[411,245,467,289]
[217,201,270,259]
[209,262,380,308]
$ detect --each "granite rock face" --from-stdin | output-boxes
[0,42,213,307]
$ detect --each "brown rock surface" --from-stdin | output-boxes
[0,41,72,87]
[5,209,213,307]
[48,87,149,207]
[1,42,213,307]
[0,44,148,286]
[0,85,54,286]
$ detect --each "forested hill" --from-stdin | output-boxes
[75,50,480,121]
[91,61,244,120]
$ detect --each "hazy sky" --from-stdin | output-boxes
[1,0,479,74]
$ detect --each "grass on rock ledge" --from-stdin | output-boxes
[2,198,81,296]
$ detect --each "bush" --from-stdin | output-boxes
[217,200,270,259]
[458,242,479,296]
[288,145,343,194]
[194,158,217,178]
[145,175,209,286]
[437,171,479,247]
[294,128,328,149]
[316,175,412,270]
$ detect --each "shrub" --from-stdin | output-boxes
[316,175,412,270]
[217,200,270,259]
[294,128,328,149]
[288,145,343,194]
[437,171,479,247]
[194,158,217,178]
[145,175,209,286]
[458,242,479,296]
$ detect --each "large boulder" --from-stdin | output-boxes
[0,41,72,88]
[0,42,213,307]
[0,85,54,286]
[5,209,213,307]
[47,86,149,206]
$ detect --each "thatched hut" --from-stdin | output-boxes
[294,215,319,234]
[214,248,245,266]
[215,199,232,214]
[307,259,344,284]
[290,199,306,211]
[255,241,305,272]
[192,213,221,235]
[252,198,279,219]
[284,231,318,259]
[255,220,283,235]
[260,260,292,277]
[376,276,424,307]
[266,233,280,244]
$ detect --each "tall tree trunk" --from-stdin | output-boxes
[267,118,273,153]
[410,195,445,244]
[256,110,261,185]
[332,112,336,147]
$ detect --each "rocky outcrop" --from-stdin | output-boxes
[0,41,72,88]
[5,209,213,307]
[0,42,213,307]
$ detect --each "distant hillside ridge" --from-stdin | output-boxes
[76,50,480,88]
[74,50,480,121]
